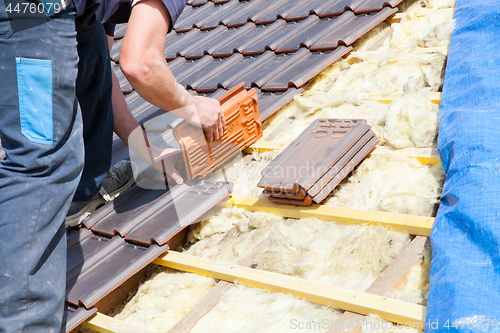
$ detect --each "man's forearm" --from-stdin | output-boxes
[119,0,224,141]
[119,0,195,117]
[111,69,141,145]
[110,66,183,184]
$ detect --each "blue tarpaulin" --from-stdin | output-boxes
[426,1,500,332]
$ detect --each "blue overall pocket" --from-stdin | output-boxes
[16,57,54,145]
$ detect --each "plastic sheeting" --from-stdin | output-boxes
[426,1,500,331]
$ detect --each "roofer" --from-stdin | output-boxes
[65,0,226,226]
[0,0,223,331]
[0,1,85,331]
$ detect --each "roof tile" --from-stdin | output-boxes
[66,242,168,308]
[63,304,97,332]
[261,46,352,92]
[259,119,369,192]
[174,84,262,180]
[125,180,232,245]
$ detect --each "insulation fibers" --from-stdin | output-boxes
[186,207,284,263]
[189,215,410,292]
[331,50,447,96]
[390,14,455,49]
[388,245,432,305]
[252,218,411,291]
[262,84,439,149]
[384,79,439,148]
[325,154,444,217]
[190,284,342,333]
[187,207,248,243]
[351,22,392,52]
[231,150,281,197]
[262,50,446,148]
[398,0,456,13]
[110,267,216,332]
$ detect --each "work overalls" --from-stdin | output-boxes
[0,1,84,331]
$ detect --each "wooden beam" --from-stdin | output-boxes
[218,195,433,236]
[82,313,154,333]
[165,281,233,333]
[165,219,297,332]
[154,251,426,328]
[374,92,441,104]
[370,146,440,165]
[244,143,440,165]
[328,236,429,333]
[243,141,288,154]
[348,47,449,64]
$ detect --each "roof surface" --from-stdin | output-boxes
[48,0,404,329]
[110,0,402,122]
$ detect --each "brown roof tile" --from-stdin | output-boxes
[258,119,378,204]
[174,84,262,181]
[63,303,97,332]
[125,180,232,245]
[66,242,168,308]
[256,87,303,121]
[261,46,352,92]
[67,229,124,282]
[311,7,397,52]
[311,135,378,202]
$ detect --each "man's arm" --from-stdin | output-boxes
[107,35,184,184]
[119,0,225,141]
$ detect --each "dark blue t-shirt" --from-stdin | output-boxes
[75,0,186,35]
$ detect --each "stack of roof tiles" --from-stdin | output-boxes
[173,84,263,181]
[110,0,402,122]
[258,119,378,206]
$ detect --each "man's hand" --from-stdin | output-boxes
[148,145,184,185]
[192,96,226,142]
[127,126,184,185]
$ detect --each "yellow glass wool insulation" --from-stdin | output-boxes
[109,267,216,332]
[231,150,281,198]
[384,79,439,148]
[187,207,257,243]
[189,284,342,333]
[188,215,411,292]
[325,50,447,97]
[325,154,444,216]
[390,13,455,49]
[350,22,392,52]
[261,50,446,148]
[253,218,411,291]
[398,0,456,13]
[186,207,285,263]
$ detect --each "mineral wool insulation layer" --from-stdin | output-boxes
[83,0,455,332]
